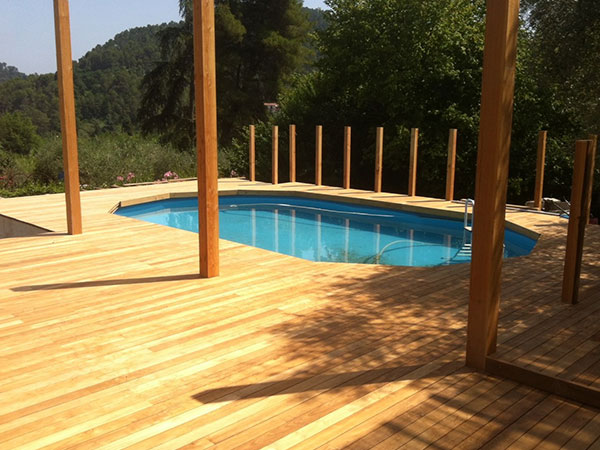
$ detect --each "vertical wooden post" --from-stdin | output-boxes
[533,130,548,210]
[343,126,351,189]
[374,127,384,193]
[583,134,597,222]
[466,0,520,371]
[272,125,279,185]
[289,124,296,183]
[193,0,219,278]
[249,125,255,182]
[315,125,322,186]
[53,0,82,235]
[562,140,594,304]
[408,128,419,196]
[445,129,458,201]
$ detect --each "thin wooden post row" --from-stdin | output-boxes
[192,0,219,278]
[53,0,82,235]
[289,124,296,183]
[374,127,384,193]
[272,125,279,185]
[315,125,322,186]
[466,0,520,371]
[343,126,351,189]
[562,140,595,304]
[408,128,419,196]
[533,130,548,210]
[445,128,458,201]
[249,125,255,182]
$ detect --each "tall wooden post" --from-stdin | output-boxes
[315,125,323,186]
[272,125,279,185]
[562,140,595,304]
[467,0,520,371]
[374,127,384,193]
[533,130,548,210]
[584,135,598,221]
[343,126,351,189]
[445,129,458,201]
[408,128,419,196]
[289,124,296,182]
[193,0,219,278]
[249,125,255,182]
[53,0,82,235]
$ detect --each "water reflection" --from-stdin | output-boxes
[117,197,537,267]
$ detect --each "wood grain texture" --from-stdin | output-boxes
[408,128,419,197]
[467,0,520,370]
[315,126,323,186]
[272,126,279,185]
[534,130,548,210]
[375,127,384,193]
[192,0,219,278]
[445,129,457,201]
[53,0,82,235]
[1,178,599,449]
[562,140,594,304]
[344,126,351,190]
[289,125,296,183]
[249,125,256,182]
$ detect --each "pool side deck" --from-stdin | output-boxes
[1,179,600,449]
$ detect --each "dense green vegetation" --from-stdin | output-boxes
[223,0,598,215]
[139,0,313,150]
[0,0,597,219]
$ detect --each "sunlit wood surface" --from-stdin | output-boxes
[1,179,600,449]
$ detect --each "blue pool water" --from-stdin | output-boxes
[115,195,537,267]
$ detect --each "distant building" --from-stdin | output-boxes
[264,102,279,114]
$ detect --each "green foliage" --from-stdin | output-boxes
[523,0,600,134]
[0,25,165,137]
[0,112,42,155]
[0,134,196,198]
[0,62,26,84]
[139,0,312,151]
[279,0,485,196]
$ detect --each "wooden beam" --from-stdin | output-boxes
[583,134,597,222]
[193,0,219,278]
[408,128,419,196]
[289,124,296,183]
[466,0,520,371]
[343,126,351,189]
[272,126,279,185]
[445,129,457,201]
[315,125,322,186]
[249,125,255,182]
[562,140,594,304]
[533,130,548,210]
[53,0,82,235]
[374,127,384,193]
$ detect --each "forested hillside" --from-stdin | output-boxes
[0,24,166,137]
[0,63,26,83]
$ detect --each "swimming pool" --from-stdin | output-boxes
[115,195,537,267]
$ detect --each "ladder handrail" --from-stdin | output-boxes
[462,198,474,244]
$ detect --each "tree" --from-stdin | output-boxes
[277,0,486,197]
[0,63,26,84]
[139,0,311,150]
[522,0,600,134]
[0,112,42,155]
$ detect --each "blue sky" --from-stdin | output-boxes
[0,0,328,75]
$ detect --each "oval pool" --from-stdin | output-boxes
[115,195,537,267]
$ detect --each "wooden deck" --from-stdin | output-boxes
[1,179,600,449]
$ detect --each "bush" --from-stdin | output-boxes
[0,112,42,155]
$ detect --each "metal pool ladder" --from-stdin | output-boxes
[453,199,474,262]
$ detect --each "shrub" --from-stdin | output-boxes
[0,112,42,155]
